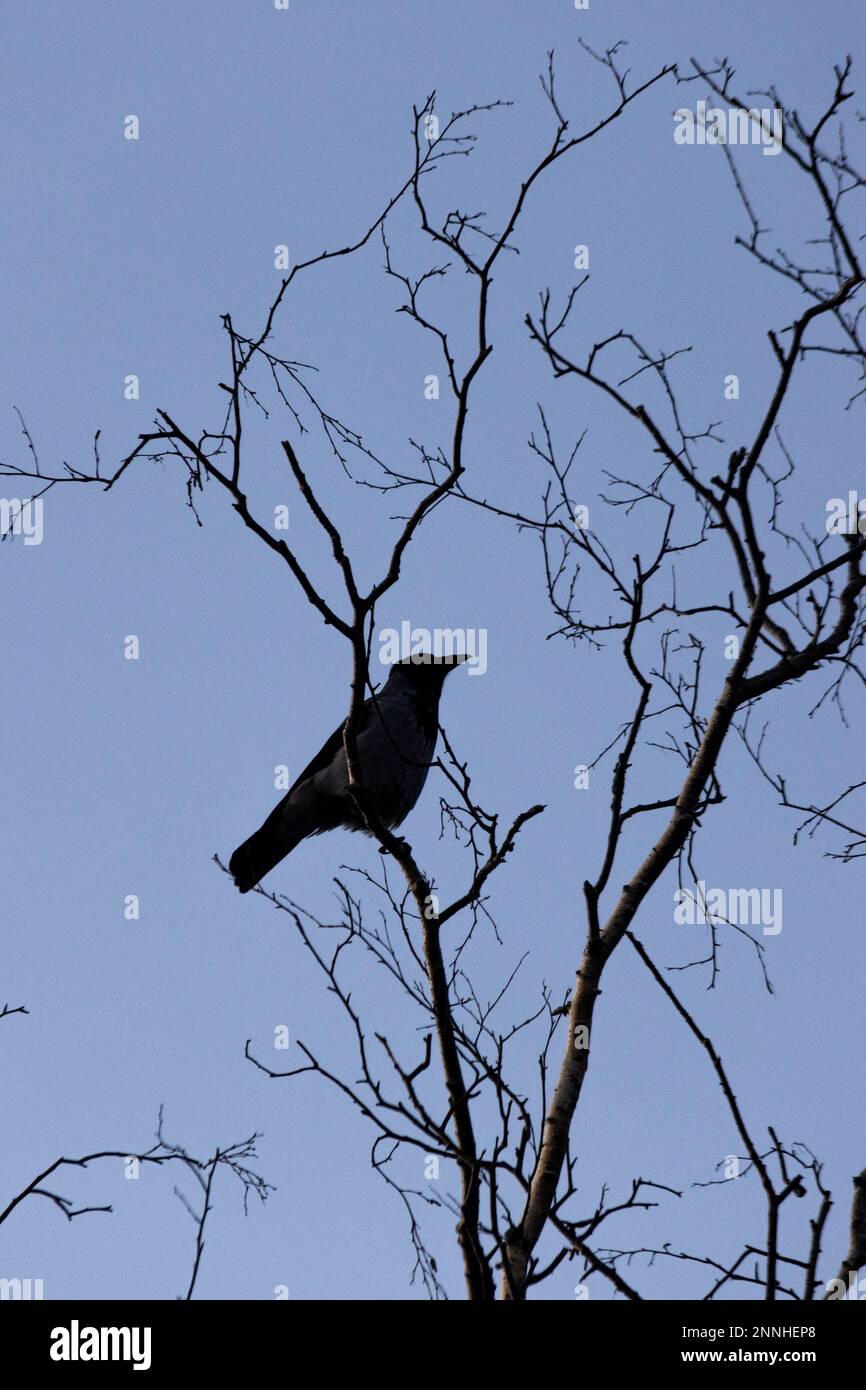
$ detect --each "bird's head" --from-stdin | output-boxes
[386,649,467,694]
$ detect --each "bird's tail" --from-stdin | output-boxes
[229,805,307,894]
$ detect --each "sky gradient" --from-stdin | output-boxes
[2,0,865,1301]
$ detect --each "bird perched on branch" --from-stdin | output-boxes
[229,654,465,893]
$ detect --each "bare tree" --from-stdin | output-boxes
[4,45,865,1301]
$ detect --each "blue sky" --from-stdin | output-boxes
[2,0,865,1300]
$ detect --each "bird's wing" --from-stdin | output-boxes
[286,722,346,794]
[286,697,373,795]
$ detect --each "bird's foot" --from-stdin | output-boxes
[378,835,409,856]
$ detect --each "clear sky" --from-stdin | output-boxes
[2,0,865,1301]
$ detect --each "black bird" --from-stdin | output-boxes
[229,654,464,892]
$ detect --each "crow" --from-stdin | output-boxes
[229,654,464,892]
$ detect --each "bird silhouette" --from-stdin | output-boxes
[229,654,464,892]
